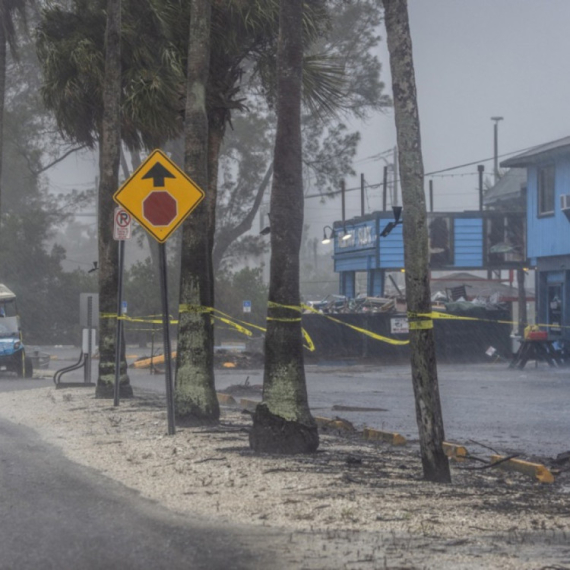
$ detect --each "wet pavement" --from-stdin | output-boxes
[4,345,569,460]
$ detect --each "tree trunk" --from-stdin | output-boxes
[96,0,132,399]
[175,0,219,425]
[207,107,224,279]
[383,0,449,482]
[0,22,6,223]
[249,0,318,454]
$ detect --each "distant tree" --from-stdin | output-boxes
[383,0,450,483]
[0,34,98,344]
[214,266,268,344]
[249,0,319,454]
[94,0,133,398]
[0,0,34,224]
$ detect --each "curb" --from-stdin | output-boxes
[443,442,468,462]
[362,427,407,446]
[490,455,555,484]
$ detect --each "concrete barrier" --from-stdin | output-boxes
[216,393,237,406]
[314,416,356,433]
[443,442,468,462]
[490,455,554,484]
[363,427,407,446]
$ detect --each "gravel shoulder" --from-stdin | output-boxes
[1,385,569,569]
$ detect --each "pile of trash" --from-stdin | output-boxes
[304,294,397,314]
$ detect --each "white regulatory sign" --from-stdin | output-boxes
[113,207,132,240]
[390,317,409,334]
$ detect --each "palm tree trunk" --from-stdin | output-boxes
[207,107,224,280]
[175,0,219,425]
[249,0,318,454]
[0,22,6,223]
[96,0,132,399]
[383,0,449,482]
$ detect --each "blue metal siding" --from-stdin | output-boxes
[367,269,384,297]
[454,218,483,267]
[334,252,377,272]
[527,159,570,259]
[339,271,355,298]
[378,223,404,268]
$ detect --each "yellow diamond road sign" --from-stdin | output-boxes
[113,149,205,243]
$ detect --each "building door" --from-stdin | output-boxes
[547,283,563,336]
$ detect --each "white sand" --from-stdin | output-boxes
[0,386,569,569]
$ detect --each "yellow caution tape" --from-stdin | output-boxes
[302,328,316,352]
[212,315,253,337]
[267,301,303,313]
[408,319,434,330]
[179,304,214,314]
[302,303,409,346]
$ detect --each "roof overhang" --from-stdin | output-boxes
[501,136,570,168]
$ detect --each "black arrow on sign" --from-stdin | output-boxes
[142,162,176,187]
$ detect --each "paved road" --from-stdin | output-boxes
[125,360,570,460]
[6,346,570,459]
[0,417,288,570]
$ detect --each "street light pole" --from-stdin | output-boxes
[491,116,504,184]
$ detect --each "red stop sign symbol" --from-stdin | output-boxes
[143,191,178,226]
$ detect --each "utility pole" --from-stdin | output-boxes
[393,145,399,206]
[478,164,485,211]
[360,173,365,217]
[491,116,503,184]
[341,179,346,225]
[382,166,388,211]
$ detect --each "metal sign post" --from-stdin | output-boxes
[86,296,93,384]
[159,243,176,435]
[113,239,125,406]
[113,207,132,406]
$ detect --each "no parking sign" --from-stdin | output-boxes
[113,207,132,240]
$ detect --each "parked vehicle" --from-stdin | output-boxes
[0,284,32,378]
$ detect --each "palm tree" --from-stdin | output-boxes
[383,0,450,482]
[173,0,220,424]
[36,0,184,398]
[248,0,318,454]
[0,0,33,223]
[94,0,133,398]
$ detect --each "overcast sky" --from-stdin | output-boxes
[309,0,570,231]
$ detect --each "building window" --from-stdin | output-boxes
[538,164,555,216]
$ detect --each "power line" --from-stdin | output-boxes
[425,145,535,176]
[304,144,535,200]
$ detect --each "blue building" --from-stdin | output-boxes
[330,210,525,299]
[502,136,570,341]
